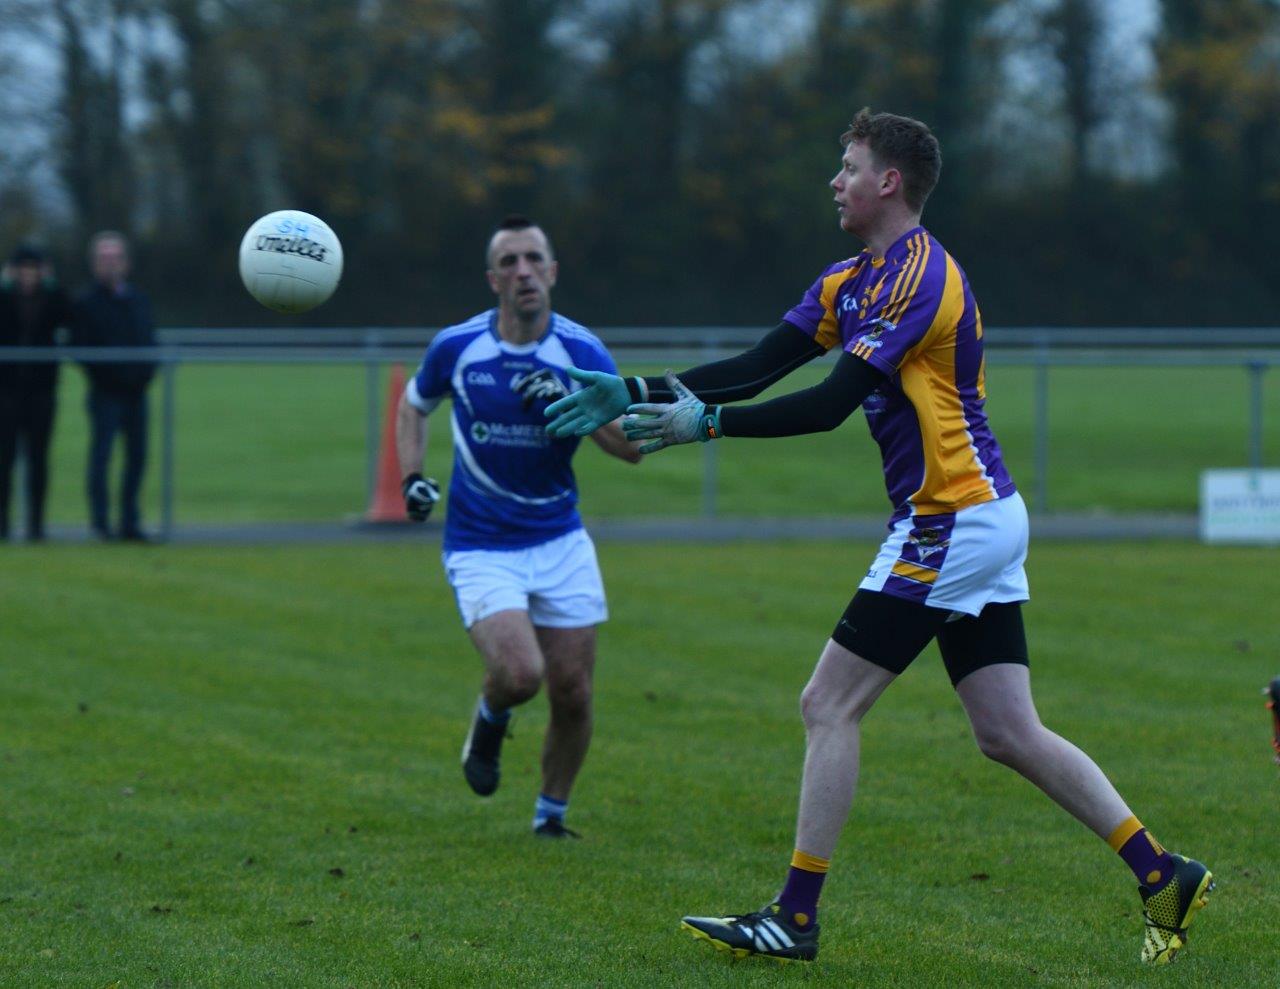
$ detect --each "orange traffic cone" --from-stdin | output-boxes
[366,363,409,522]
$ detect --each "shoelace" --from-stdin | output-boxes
[733,908,780,931]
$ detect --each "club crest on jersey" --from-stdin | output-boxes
[856,318,896,351]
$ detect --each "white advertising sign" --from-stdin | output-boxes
[1200,470,1280,544]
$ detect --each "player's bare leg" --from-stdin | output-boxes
[955,663,1130,834]
[470,609,545,710]
[535,625,597,831]
[460,609,545,796]
[682,640,895,962]
[956,662,1213,964]
[794,640,897,858]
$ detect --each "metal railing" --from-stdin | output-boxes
[3,326,1276,538]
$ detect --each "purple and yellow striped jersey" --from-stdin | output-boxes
[783,226,1016,517]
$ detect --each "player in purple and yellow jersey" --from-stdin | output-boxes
[544,109,1212,964]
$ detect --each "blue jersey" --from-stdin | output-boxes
[406,310,618,552]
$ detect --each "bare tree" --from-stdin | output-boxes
[50,0,141,237]
[1046,0,1103,194]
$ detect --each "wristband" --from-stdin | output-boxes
[699,405,723,441]
[625,376,648,403]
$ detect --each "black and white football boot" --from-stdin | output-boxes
[681,902,818,963]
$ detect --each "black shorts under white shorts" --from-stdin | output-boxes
[831,589,1029,686]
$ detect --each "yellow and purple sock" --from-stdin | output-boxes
[1108,815,1174,891]
[777,849,828,930]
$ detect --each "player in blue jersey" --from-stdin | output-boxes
[544,111,1212,962]
[396,215,640,838]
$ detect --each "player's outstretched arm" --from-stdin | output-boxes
[623,354,885,454]
[714,353,884,437]
[545,323,824,439]
[640,322,825,404]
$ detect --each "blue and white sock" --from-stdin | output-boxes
[478,695,510,726]
[533,793,568,830]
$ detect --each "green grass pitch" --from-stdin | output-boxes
[31,360,1280,526]
[1,539,1276,986]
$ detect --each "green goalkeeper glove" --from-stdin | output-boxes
[544,367,632,438]
[622,371,722,454]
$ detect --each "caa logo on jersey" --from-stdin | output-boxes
[466,370,497,386]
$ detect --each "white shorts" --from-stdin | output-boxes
[443,528,608,630]
[859,492,1030,616]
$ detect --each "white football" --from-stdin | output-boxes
[238,210,343,314]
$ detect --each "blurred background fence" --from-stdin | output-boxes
[6,324,1277,538]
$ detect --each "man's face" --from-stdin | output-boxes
[830,140,894,236]
[13,262,41,294]
[486,228,557,319]
[91,237,129,285]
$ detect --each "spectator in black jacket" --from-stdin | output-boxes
[72,231,157,542]
[0,244,71,541]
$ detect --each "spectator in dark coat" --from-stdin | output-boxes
[0,244,71,541]
[72,231,157,541]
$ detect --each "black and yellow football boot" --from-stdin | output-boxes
[1139,854,1214,964]
[680,902,818,963]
